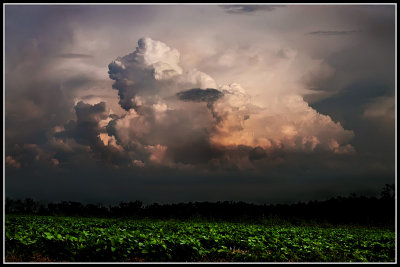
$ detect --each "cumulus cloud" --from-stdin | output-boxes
[7,36,357,173]
[108,37,218,113]
[108,37,183,111]
[102,38,355,170]
[56,101,109,147]
[178,69,217,89]
[50,101,132,168]
[5,6,394,204]
[210,90,355,154]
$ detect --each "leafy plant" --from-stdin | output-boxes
[5,215,395,262]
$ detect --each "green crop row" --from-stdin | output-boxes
[5,215,395,262]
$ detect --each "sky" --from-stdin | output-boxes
[4,4,396,204]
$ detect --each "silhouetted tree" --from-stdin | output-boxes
[23,198,39,214]
[381,184,395,200]
[5,185,395,227]
[5,197,14,213]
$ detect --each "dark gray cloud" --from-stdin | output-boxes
[53,101,131,168]
[310,80,394,163]
[55,101,108,147]
[6,143,394,205]
[220,5,284,14]
[248,146,267,161]
[302,6,395,178]
[176,88,224,103]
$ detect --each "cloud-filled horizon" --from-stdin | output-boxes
[5,4,395,204]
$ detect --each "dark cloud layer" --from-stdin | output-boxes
[220,5,284,14]
[306,30,361,36]
[6,146,394,205]
[177,88,224,103]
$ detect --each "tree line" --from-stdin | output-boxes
[5,184,395,227]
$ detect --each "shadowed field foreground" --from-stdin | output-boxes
[5,215,395,262]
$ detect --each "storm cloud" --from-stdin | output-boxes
[177,88,224,103]
[5,4,395,204]
[102,38,357,172]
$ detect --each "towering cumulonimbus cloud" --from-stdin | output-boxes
[108,37,217,112]
[102,37,356,169]
[108,37,182,111]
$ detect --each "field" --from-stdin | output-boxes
[5,215,395,262]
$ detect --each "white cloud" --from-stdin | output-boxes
[104,37,356,168]
[211,90,354,153]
